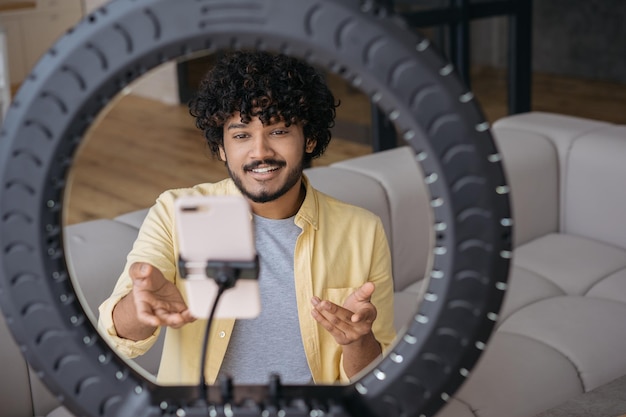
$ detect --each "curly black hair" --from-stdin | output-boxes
[188,51,339,163]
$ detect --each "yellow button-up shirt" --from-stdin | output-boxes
[98,176,396,385]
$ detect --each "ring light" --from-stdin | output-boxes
[0,0,512,416]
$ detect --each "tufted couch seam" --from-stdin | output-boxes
[516,261,626,299]
[496,328,586,391]
[511,265,568,298]
[549,130,580,233]
[579,292,626,308]
[511,263,567,295]
[494,296,562,331]
[462,400,481,417]
[581,266,626,298]
[513,246,626,299]
[493,298,560,332]
[583,265,626,300]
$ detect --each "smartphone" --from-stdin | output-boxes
[174,195,260,319]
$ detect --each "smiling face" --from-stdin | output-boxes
[219,113,316,218]
[189,52,338,171]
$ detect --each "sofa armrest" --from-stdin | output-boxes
[0,313,34,417]
[64,216,163,377]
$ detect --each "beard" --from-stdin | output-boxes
[226,157,305,204]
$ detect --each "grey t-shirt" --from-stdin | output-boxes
[217,214,311,384]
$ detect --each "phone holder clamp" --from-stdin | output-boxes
[178,256,260,290]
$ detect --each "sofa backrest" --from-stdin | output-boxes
[490,123,560,246]
[562,125,626,249]
[306,146,433,292]
[493,112,626,250]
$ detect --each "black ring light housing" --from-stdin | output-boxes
[0,0,512,416]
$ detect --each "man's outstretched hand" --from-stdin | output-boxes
[310,282,377,345]
[310,282,382,378]
[129,262,195,328]
[113,262,194,341]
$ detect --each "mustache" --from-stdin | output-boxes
[243,159,287,171]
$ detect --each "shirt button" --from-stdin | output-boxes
[219,331,226,338]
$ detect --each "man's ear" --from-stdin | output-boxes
[305,138,317,153]
[218,146,226,161]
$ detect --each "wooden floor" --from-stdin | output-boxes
[64,67,626,224]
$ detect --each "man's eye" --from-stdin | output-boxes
[233,133,248,139]
[272,129,288,135]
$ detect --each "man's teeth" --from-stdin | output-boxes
[252,166,278,173]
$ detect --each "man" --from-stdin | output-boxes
[98,51,396,386]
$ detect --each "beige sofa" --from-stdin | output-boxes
[1,112,625,417]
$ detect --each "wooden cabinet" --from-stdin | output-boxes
[0,0,83,87]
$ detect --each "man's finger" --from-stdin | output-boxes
[317,300,355,322]
[130,262,149,275]
[129,262,153,285]
[135,300,161,327]
[314,303,355,331]
[351,308,376,323]
[311,308,349,338]
[154,309,184,327]
[353,282,375,302]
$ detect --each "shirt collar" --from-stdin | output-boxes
[221,175,319,229]
[295,174,319,230]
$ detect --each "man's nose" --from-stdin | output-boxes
[250,135,274,159]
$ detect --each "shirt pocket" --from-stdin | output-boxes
[322,287,357,307]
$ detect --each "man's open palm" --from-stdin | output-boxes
[129,262,194,328]
[310,282,378,346]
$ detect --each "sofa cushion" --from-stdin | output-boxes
[496,264,563,324]
[437,332,583,417]
[501,232,626,390]
[586,268,626,304]
[534,374,626,417]
[513,233,626,297]
[499,296,626,391]
[437,226,626,417]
